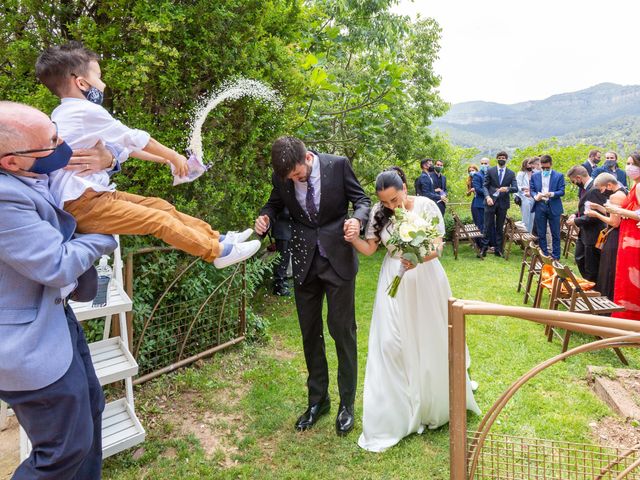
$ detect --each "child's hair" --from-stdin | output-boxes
[35,41,99,97]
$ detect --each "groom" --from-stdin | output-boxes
[255,136,370,436]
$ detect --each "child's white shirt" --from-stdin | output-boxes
[49,97,150,207]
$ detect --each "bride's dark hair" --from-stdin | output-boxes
[372,166,408,240]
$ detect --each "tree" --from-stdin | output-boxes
[295,0,448,187]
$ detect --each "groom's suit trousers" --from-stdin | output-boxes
[294,249,357,407]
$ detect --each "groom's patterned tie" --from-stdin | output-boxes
[305,180,327,257]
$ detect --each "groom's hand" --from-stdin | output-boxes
[343,218,360,242]
[255,215,270,236]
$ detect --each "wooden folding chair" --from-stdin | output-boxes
[450,211,483,260]
[503,217,537,260]
[561,216,578,258]
[517,241,536,293]
[548,260,627,364]
[532,251,554,309]
[521,243,544,304]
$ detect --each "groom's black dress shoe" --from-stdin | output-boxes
[480,247,488,258]
[294,397,331,431]
[335,404,354,436]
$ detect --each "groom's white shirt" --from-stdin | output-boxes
[294,152,321,215]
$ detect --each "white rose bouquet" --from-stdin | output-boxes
[386,207,442,297]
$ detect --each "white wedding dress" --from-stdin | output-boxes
[358,196,481,452]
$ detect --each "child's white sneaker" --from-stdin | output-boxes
[213,240,260,269]
[221,228,253,244]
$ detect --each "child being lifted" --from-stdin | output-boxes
[35,42,259,269]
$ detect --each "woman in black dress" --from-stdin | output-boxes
[586,172,627,299]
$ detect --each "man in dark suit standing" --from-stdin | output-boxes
[255,136,370,436]
[530,155,565,259]
[566,165,605,281]
[581,149,601,177]
[480,151,518,257]
[415,158,441,205]
[431,159,448,215]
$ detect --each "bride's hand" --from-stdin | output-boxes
[401,259,416,270]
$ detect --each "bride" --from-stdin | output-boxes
[345,167,481,452]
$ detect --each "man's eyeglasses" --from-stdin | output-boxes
[0,122,59,159]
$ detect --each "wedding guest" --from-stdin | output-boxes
[582,149,601,176]
[585,173,626,299]
[515,157,536,232]
[606,153,640,320]
[530,155,565,259]
[0,101,117,479]
[415,158,441,205]
[591,151,628,188]
[345,167,480,452]
[432,159,448,215]
[480,151,517,258]
[467,164,484,251]
[566,165,605,281]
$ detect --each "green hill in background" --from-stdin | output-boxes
[432,83,640,152]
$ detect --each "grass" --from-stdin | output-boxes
[102,242,638,479]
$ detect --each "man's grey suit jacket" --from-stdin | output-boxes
[0,171,116,392]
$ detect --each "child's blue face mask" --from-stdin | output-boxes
[81,85,104,106]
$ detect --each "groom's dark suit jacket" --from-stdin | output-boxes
[260,152,371,285]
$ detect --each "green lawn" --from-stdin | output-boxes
[103,242,636,479]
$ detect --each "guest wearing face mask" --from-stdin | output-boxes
[604,153,640,320]
[582,149,601,176]
[591,151,628,188]
[431,159,448,215]
[466,164,484,250]
[585,173,627,299]
[516,157,537,233]
[530,155,565,259]
[566,165,605,281]
[480,151,518,258]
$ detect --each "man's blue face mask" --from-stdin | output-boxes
[27,142,73,174]
[542,169,551,177]
[480,165,488,173]
[603,160,617,170]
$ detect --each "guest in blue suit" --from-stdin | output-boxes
[530,154,565,259]
[466,161,486,251]
[415,158,442,205]
[591,151,628,188]
[0,102,117,480]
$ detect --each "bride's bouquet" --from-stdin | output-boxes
[386,207,441,298]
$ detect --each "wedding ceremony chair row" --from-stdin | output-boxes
[545,260,627,364]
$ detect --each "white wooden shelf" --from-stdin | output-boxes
[16,237,145,465]
[70,283,132,322]
[90,337,138,386]
[102,398,146,459]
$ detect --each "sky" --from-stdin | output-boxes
[393,0,640,105]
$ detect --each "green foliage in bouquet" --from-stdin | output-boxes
[385,206,441,297]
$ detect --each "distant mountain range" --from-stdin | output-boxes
[431,83,640,152]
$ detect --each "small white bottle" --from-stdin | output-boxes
[93,255,113,307]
